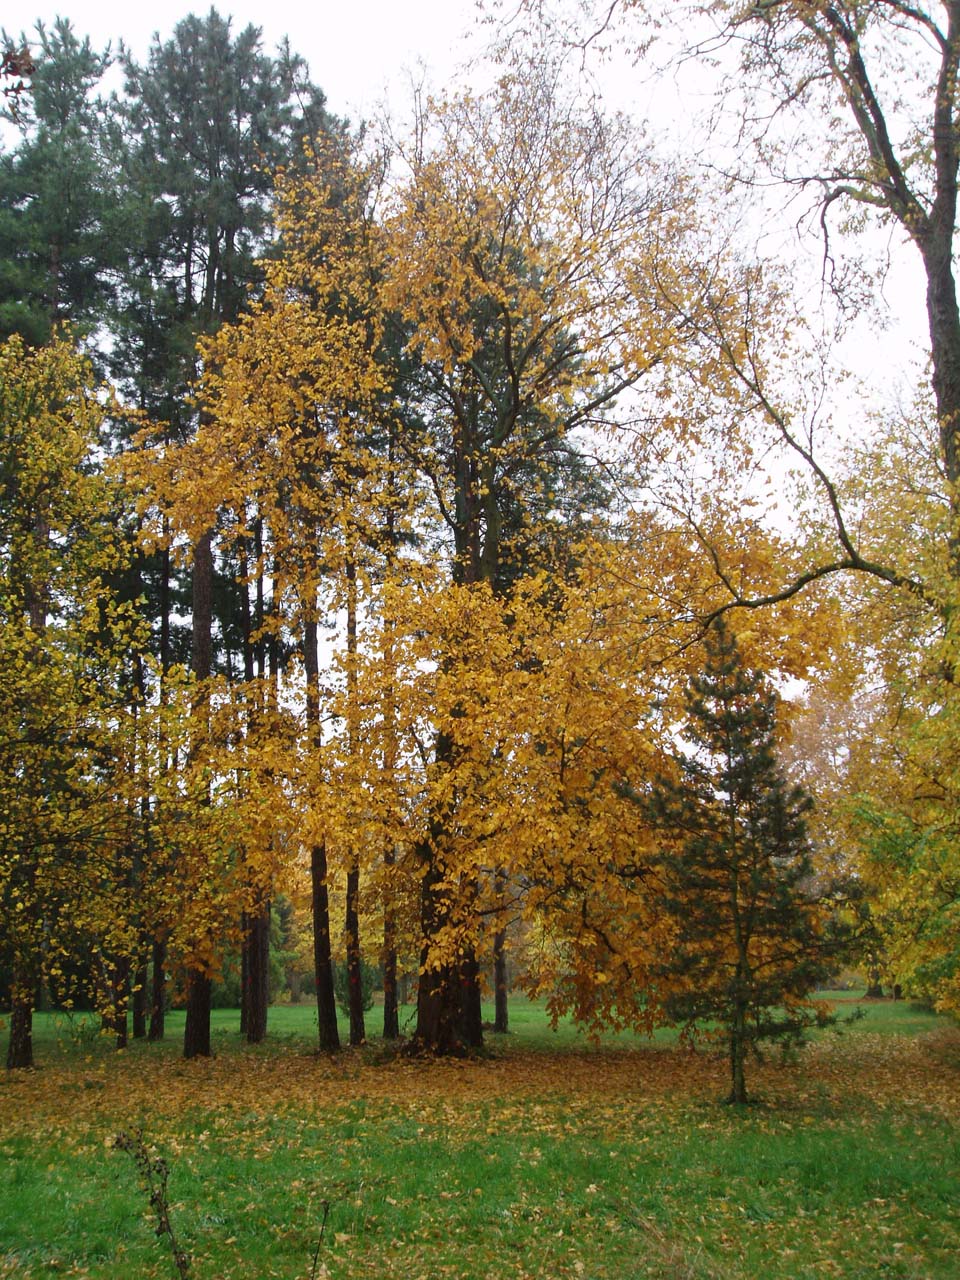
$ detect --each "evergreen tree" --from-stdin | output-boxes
[648,621,846,1104]
[0,19,117,346]
[109,11,336,1058]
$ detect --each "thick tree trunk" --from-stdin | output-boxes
[413,856,464,1055]
[415,965,463,1055]
[183,971,212,1059]
[411,730,483,1054]
[148,938,166,1041]
[311,842,341,1052]
[6,966,34,1070]
[244,904,270,1044]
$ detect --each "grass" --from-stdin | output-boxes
[1,992,958,1278]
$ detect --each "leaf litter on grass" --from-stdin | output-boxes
[1,1025,959,1279]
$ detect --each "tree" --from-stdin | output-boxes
[0,19,116,346]
[0,334,142,1067]
[646,620,845,1104]
[521,0,960,1014]
[376,68,688,1052]
[113,10,336,1056]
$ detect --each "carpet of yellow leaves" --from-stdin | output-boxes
[3,1028,958,1142]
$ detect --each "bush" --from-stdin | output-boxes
[334,959,377,1017]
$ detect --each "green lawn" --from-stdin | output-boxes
[1,993,958,1279]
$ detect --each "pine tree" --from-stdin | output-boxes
[649,620,845,1104]
[0,19,117,346]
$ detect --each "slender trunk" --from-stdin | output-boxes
[245,904,270,1044]
[240,913,249,1037]
[149,939,166,1041]
[380,436,401,1044]
[312,842,340,1051]
[493,867,509,1033]
[729,1008,748,1106]
[493,945,508,1034]
[132,957,148,1039]
[239,536,271,1045]
[344,561,365,1046]
[493,948,508,1034]
[345,864,365,1045]
[382,845,400,1041]
[6,964,34,1069]
[112,955,130,1050]
[192,530,214,680]
[304,610,340,1052]
[150,531,171,1044]
[184,529,214,1060]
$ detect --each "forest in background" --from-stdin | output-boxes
[1,2,957,1095]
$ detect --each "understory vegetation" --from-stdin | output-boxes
[1,995,958,1280]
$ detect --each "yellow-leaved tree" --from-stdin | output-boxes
[0,335,146,1068]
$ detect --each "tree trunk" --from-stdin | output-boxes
[6,965,34,1069]
[382,858,400,1040]
[493,934,509,1034]
[413,854,464,1055]
[304,608,340,1054]
[112,955,130,1050]
[148,938,166,1041]
[245,903,270,1044]
[459,946,483,1048]
[183,527,214,1058]
[183,970,212,1059]
[345,863,365,1045]
[311,842,340,1052]
[493,867,508,1033]
[343,563,365,1047]
[239,914,249,1037]
[132,957,149,1039]
[728,1007,748,1105]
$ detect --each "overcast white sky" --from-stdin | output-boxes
[6,0,930,391]
[9,0,488,122]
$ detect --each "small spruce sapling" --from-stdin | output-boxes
[647,620,848,1104]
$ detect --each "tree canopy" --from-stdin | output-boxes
[0,3,953,1081]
